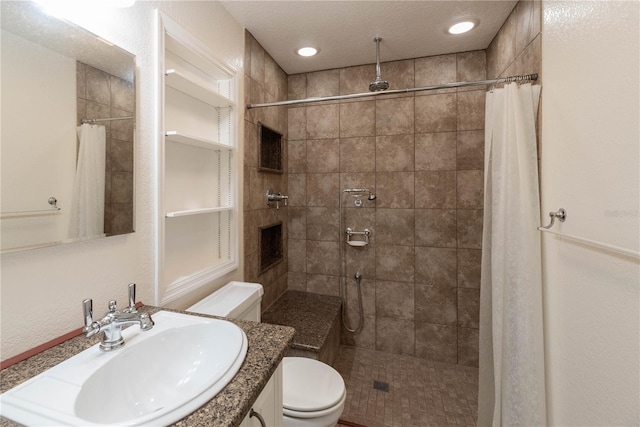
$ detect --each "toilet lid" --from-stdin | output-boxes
[282,357,346,412]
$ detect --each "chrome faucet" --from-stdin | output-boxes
[82,283,154,351]
[266,189,289,209]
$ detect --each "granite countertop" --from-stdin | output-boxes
[262,291,341,352]
[0,305,295,427]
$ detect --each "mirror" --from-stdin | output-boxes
[1,1,136,253]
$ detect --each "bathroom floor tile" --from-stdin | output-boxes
[335,346,478,427]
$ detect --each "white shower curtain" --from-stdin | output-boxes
[478,83,546,426]
[69,123,106,239]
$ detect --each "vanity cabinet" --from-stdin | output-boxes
[158,15,239,305]
[241,363,283,427]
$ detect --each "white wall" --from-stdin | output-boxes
[0,1,244,361]
[541,1,639,425]
[1,30,76,250]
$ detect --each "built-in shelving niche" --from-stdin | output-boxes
[259,222,283,274]
[258,122,283,174]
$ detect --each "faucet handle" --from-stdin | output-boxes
[83,299,94,328]
[126,283,137,313]
[108,300,117,313]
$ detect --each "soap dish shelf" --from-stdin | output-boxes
[346,228,371,247]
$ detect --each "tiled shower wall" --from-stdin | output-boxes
[243,31,290,310]
[76,62,134,236]
[285,52,486,367]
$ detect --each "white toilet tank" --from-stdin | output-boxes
[186,281,263,322]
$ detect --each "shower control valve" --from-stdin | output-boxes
[266,189,288,210]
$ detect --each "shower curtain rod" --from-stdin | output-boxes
[246,73,538,109]
[81,116,134,124]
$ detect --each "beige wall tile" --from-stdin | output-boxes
[306,104,340,139]
[340,137,376,173]
[287,139,306,173]
[86,66,110,105]
[307,207,340,241]
[307,69,340,98]
[456,51,487,90]
[307,274,340,296]
[376,281,415,320]
[307,173,339,207]
[375,97,414,136]
[486,8,517,78]
[376,244,414,283]
[376,172,415,208]
[307,240,340,276]
[415,247,457,286]
[457,90,485,131]
[344,244,376,278]
[288,239,307,273]
[457,249,482,289]
[287,173,306,206]
[340,64,376,95]
[457,209,484,249]
[288,206,306,240]
[415,170,457,209]
[415,322,457,363]
[375,208,414,246]
[379,59,415,95]
[110,76,134,113]
[515,1,541,56]
[415,93,457,133]
[457,130,484,170]
[287,271,307,291]
[376,134,415,172]
[457,288,480,328]
[415,209,457,247]
[288,107,306,141]
[415,132,457,171]
[250,36,265,84]
[288,74,307,100]
[457,328,479,367]
[415,54,457,94]
[245,120,258,167]
[415,284,457,325]
[341,315,376,349]
[457,170,484,209]
[307,139,340,173]
[340,101,376,137]
[376,317,415,356]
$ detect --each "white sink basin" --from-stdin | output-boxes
[0,310,247,426]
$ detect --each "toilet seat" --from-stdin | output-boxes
[282,357,346,416]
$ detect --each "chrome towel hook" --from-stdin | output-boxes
[538,208,566,230]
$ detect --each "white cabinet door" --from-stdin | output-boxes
[241,362,283,427]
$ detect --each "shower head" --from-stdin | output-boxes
[369,37,389,92]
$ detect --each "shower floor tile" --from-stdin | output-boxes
[335,346,478,427]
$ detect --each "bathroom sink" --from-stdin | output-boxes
[0,310,247,426]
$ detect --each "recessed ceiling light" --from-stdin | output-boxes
[448,21,476,35]
[297,47,318,57]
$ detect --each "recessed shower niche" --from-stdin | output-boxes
[259,222,283,274]
[258,122,283,173]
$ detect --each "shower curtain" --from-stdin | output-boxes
[69,123,106,239]
[478,83,546,426]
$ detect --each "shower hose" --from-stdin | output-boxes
[341,271,364,334]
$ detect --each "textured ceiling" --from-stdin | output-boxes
[220,0,518,75]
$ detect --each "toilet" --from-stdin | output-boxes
[187,281,346,427]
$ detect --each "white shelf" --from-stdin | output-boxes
[165,131,234,151]
[165,69,235,108]
[165,206,233,218]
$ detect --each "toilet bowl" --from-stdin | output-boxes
[282,357,346,427]
[186,282,346,427]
